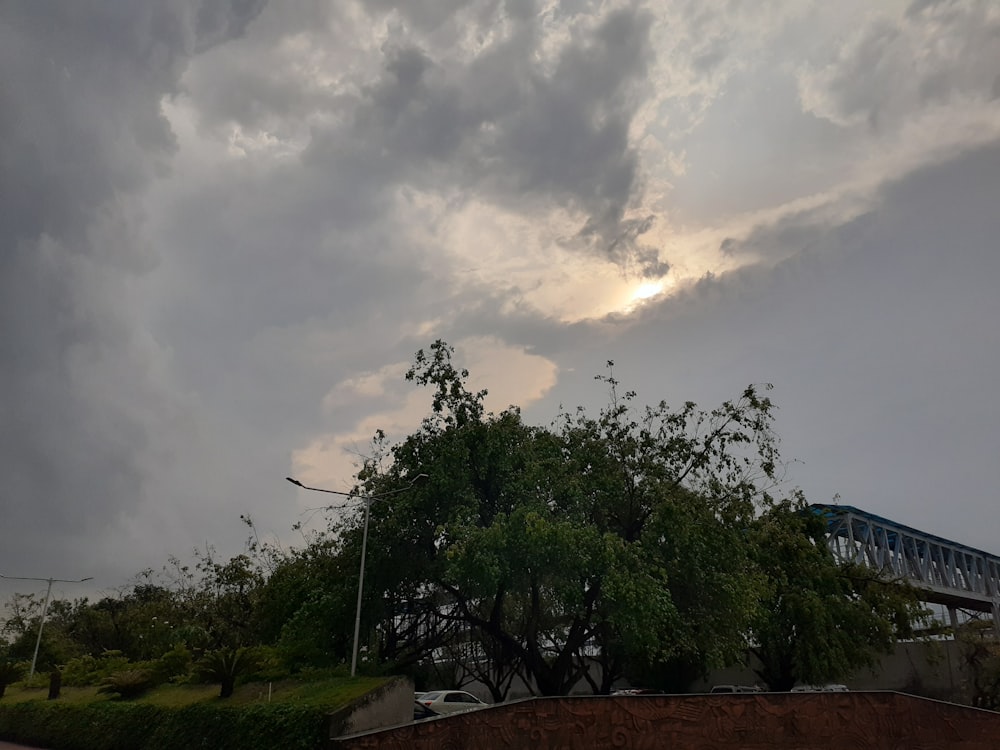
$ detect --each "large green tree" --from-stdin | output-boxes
[338,341,782,695]
[749,500,925,691]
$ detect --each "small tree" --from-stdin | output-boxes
[197,647,260,698]
[958,621,1000,709]
[98,669,157,700]
[0,657,25,699]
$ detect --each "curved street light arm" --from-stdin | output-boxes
[0,574,93,583]
[285,473,428,502]
[285,472,427,676]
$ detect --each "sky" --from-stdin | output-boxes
[2,0,1000,605]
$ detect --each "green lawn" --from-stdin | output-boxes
[0,675,393,750]
[1,675,387,711]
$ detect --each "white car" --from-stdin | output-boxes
[710,685,762,693]
[417,690,488,715]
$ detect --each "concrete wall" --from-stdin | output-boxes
[690,640,966,700]
[327,676,414,738]
[451,640,969,702]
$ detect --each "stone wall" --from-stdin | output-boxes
[331,692,1000,749]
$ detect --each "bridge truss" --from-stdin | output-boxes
[812,504,1000,632]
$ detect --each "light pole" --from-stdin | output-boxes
[286,473,426,676]
[0,573,93,681]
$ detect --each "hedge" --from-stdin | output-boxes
[0,701,330,750]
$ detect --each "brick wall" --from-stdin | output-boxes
[332,691,1000,749]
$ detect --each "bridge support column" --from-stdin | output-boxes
[948,607,960,635]
[992,601,1000,636]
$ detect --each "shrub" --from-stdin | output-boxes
[237,645,286,683]
[98,669,158,700]
[154,644,192,683]
[0,660,25,699]
[0,699,329,750]
[64,652,158,688]
[61,655,101,687]
[195,648,262,698]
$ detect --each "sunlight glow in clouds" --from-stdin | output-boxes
[632,280,665,301]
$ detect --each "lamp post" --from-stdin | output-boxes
[0,574,93,681]
[286,473,426,676]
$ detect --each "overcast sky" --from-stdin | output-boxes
[3,0,999,604]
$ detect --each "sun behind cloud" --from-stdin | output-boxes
[631,280,665,302]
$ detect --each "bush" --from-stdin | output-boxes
[63,652,154,688]
[98,669,159,700]
[0,660,26,699]
[0,700,329,750]
[236,646,286,683]
[61,655,101,687]
[154,644,192,683]
[195,648,262,698]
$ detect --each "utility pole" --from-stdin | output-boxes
[0,574,93,681]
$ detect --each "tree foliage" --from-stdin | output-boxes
[958,622,1000,709]
[330,341,789,695]
[0,340,927,699]
[0,652,25,699]
[0,545,267,675]
[749,500,926,690]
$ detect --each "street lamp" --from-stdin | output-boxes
[0,573,93,681]
[286,473,427,676]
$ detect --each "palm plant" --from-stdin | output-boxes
[97,668,158,700]
[196,647,260,698]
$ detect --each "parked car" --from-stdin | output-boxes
[791,684,848,692]
[417,690,489,714]
[710,685,763,693]
[413,700,440,721]
[611,688,660,696]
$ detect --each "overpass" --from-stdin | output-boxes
[811,503,1000,632]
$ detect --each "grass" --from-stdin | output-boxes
[1,685,105,705]
[0,674,388,712]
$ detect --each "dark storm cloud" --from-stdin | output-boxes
[479,5,658,269]
[0,1,265,580]
[359,0,472,31]
[293,2,659,270]
[152,1,665,417]
[802,0,1000,129]
[194,0,267,51]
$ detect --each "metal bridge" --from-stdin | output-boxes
[812,504,1000,631]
